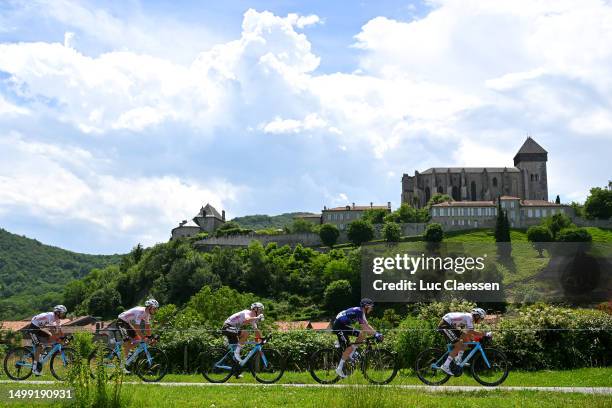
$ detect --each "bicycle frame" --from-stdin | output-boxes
[431,342,492,370]
[26,342,68,368]
[214,341,268,371]
[108,338,151,367]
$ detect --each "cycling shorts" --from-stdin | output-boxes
[221,324,244,345]
[332,320,360,350]
[438,320,462,344]
[28,324,51,346]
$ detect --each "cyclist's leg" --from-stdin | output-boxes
[117,320,137,360]
[30,326,50,373]
[438,321,462,370]
[222,324,242,361]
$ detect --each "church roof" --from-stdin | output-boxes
[196,203,222,219]
[421,167,520,174]
[515,137,547,155]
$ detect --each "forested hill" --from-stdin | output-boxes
[231,212,316,230]
[0,228,123,320]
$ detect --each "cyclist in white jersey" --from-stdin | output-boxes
[116,299,159,360]
[222,302,264,362]
[437,308,491,375]
[29,305,67,375]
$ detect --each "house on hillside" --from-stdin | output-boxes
[171,203,226,240]
[322,202,392,231]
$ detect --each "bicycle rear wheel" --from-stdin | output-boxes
[3,347,34,380]
[88,347,120,379]
[134,347,169,382]
[201,347,234,383]
[414,348,451,386]
[361,348,398,385]
[471,348,509,386]
[50,347,76,381]
[308,348,342,384]
[250,348,286,384]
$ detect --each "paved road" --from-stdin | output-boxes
[1,380,611,394]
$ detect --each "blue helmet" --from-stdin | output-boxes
[360,298,374,308]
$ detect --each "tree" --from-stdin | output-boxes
[527,225,553,257]
[319,223,340,248]
[88,287,122,319]
[426,193,452,208]
[324,280,353,312]
[543,213,574,239]
[384,203,430,223]
[584,187,612,220]
[382,222,401,243]
[132,243,144,263]
[555,195,561,204]
[424,223,443,242]
[347,219,374,246]
[291,218,314,233]
[570,201,585,218]
[362,208,388,224]
[494,201,510,242]
[63,280,87,311]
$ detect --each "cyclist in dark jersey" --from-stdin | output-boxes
[332,298,382,378]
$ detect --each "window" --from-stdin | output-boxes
[535,209,541,218]
[493,177,498,187]
[528,209,533,218]
[542,209,547,217]
[511,201,515,208]
[477,208,481,216]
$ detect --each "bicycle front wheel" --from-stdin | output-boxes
[88,347,120,379]
[308,348,342,384]
[250,348,285,384]
[201,347,234,383]
[361,348,398,385]
[50,347,76,381]
[414,348,450,386]
[471,348,509,386]
[134,347,168,382]
[3,347,34,380]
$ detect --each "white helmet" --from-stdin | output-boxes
[471,307,486,320]
[250,302,264,311]
[54,305,67,314]
[145,299,159,309]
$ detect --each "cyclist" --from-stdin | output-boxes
[438,307,491,375]
[29,305,67,376]
[333,298,383,378]
[222,302,265,363]
[116,299,159,364]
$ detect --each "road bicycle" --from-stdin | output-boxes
[88,333,168,382]
[309,336,398,385]
[415,336,509,386]
[3,335,75,381]
[200,335,285,383]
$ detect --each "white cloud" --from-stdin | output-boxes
[0,95,30,116]
[261,113,328,134]
[0,133,244,245]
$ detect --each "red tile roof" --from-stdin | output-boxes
[275,321,310,331]
[521,200,564,207]
[309,322,331,331]
[432,201,495,207]
[324,205,389,212]
[0,321,30,332]
[499,196,520,200]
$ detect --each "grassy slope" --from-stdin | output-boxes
[0,228,122,319]
[231,212,316,230]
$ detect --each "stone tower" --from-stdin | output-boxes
[514,137,548,200]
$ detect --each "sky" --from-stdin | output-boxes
[0,0,611,254]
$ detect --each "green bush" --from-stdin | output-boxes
[319,223,340,248]
[393,316,440,369]
[382,222,401,243]
[495,304,612,370]
[557,227,592,242]
[347,219,374,246]
[424,223,443,242]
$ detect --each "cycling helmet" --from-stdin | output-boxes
[250,302,264,311]
[360,298,374,308]
[54,305,67,314]
[145,299,159,309]
[471,307,486,320]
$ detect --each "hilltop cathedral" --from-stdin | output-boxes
[402,137,549,208]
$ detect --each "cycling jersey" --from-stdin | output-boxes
[224,310,258,329]
[442,312,474,330]
[335,307,367,326]
[118,306,150,325]
[31,312,60,329]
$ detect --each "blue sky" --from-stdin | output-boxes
[0,0,611,254]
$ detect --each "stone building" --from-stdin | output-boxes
[171,203,226,239]
[430,196,573,229]
[321,202,391,231]
[402,137,549,208]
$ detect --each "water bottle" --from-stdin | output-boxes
[334,340,341,349]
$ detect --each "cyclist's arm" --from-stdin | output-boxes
[360,321,376,336]
[143,322,152,337]
[131,321,144,339]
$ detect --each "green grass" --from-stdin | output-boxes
[584,227,612,242]
[1,382,611,408]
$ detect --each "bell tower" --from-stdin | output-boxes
[514,137,548,200]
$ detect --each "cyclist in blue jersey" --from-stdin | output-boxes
[332,298,382,378]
